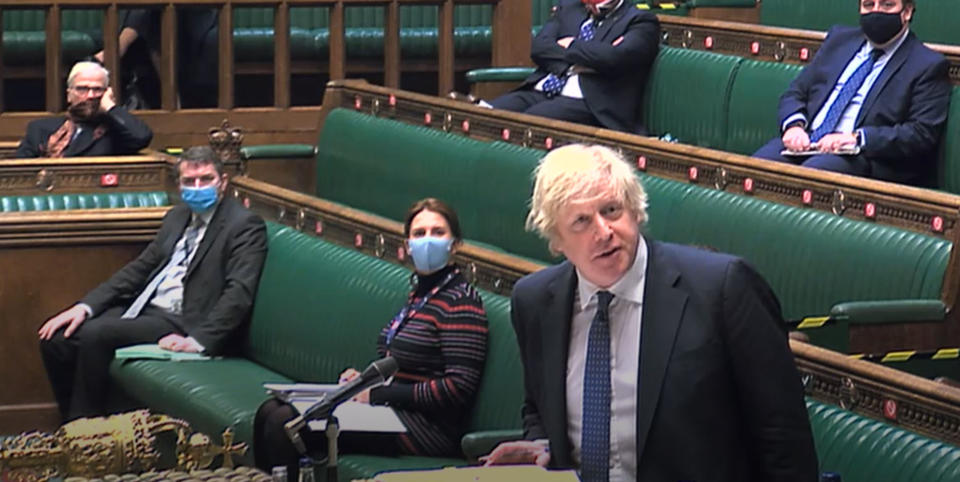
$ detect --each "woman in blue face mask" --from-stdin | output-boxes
[254,198,489,479]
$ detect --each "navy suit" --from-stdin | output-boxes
[754,26,950,186]
[511,238,819,481]
[15,106,153,158]
[490,0,659,134]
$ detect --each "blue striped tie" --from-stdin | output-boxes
[121,217,202,319]
[581,290,613,482]
[810,48,882,143]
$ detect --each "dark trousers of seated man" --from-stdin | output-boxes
[488,91,602,128]
[254,398,400,481]
[39,305,186,421]
[753,137,872,178]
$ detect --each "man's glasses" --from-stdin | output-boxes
[70,86,106,95]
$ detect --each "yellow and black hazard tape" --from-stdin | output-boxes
[787,316,834,330]
[637,2,682,10]
[849,348,960,363]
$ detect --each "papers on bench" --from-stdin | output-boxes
[781,145,861,156]
[114,343,212,362]
[265,383,406,433]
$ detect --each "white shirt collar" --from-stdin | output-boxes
[576,235,648,310]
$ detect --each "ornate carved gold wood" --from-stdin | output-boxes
[208,120,246,175]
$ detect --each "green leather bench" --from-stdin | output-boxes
[110,222,523,478]
[2,9,102,66]
[247,107,950,352]
[0,191,169,212]
[760,0,959,46]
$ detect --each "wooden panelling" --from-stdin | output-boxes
[0,155,174,195]
[0,208,165,434]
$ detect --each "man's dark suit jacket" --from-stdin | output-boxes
[15,106,153,158]
[779,25,951,185]
[80,196,267,355]
[522,0,660,133]
[511,238,819,481]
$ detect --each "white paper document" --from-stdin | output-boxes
[264,383,339,401]
[290,398,406,433]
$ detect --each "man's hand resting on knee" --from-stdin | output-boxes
[38,304,89,340]
[158,334,204,353]
[480,440,551,467]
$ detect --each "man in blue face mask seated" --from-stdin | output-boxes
[752,0,950,187]
[38,146,268,422]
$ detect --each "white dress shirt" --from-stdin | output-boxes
[566,237,647,481]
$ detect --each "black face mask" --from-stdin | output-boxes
[860,11,904,45]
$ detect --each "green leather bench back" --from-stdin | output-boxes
[725,59,803,155]
[643,46,743,149]
[808,399,960,482]
[938,86,960,193]
[2,9,102,65]
[761,0,960,46]
[315,108,553,264]
[246,222,523,432]
[642,174,950,323]
[0,191,169,212]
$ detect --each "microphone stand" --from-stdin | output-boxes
[324,415,340,482]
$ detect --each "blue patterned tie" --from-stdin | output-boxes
[542,19,598,98]
[581,290,613,482]
[810,48,882,143]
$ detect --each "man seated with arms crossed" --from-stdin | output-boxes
[485,0,659,134]
[483,144,818,481]
[38,146,267,422]
[753,0,950,186]
[16,61,153,158]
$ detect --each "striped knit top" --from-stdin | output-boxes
[369,264,488,457]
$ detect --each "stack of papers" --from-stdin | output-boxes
[114,344,211,362]
[264,382,406,433]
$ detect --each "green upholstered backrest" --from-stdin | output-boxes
[533,0,554,27]
[641,174,950,323]
[725,59,802,155]
[246,223,521,430]
[911,0,960,46]
[687,0,756,6]
[643,46,743,149]
[808,399,960,482]
[0,191,169,212]
[760,0,858,30]
[315,108,553,263]
[937,86,960,194]
[2,9,102,31]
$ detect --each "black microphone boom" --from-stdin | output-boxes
[284,356,399,454]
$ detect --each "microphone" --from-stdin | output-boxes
[284,356,399,454]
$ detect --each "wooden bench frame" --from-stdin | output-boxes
[0,153,176,195]
[228,173,960,448]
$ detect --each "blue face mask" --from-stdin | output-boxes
[408,236,454,273]
[181,185,219,213]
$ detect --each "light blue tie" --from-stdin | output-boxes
[122,218,201,319]
[810,48,882,143]
[541,19,598,98]
[580,290,612,482]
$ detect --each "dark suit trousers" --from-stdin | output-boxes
[489,90,601,127]
[754,137,871,177]
[254,398,400,480]
[39,305,184,421]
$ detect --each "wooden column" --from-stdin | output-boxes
[274,1,291,108]
[160,4,178,111]
[45,5,63,113]
[219,1,235,109]
[329,2,346,81]
[383,0,401,88]
[103,5,121,96]
[492,0,532,67]
[437,0,454,95]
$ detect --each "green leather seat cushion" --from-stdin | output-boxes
[725,59,803,155]
[0,191,169,212]
[808,399,960,481]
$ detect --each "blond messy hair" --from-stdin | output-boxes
[67,61,109,89]
[525,144,648,245]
